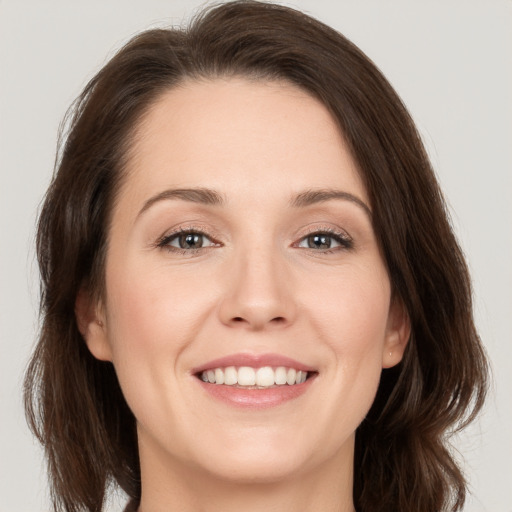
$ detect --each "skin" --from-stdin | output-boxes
[77,78,410,512]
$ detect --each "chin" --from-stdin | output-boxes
[185,424,346,485]
[200,451,309,485]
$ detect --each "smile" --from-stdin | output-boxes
[193,354,317,408]
[199,366,309,388]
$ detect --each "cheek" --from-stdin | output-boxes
[304,264,391,359]
[102,263,212,427]
[304,264,390,412]
[284,265,392,458]
[104,261,215,358]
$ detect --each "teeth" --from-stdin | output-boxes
[224,366,237,385]
[199,366,310,388]
[214,368,224,385]
[238,367,256,386]
[275,366,287,385]
[256,366,274,386]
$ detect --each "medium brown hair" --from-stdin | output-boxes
[24,1,488,511]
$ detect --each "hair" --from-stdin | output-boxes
[24,1,488,511]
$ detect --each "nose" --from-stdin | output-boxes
[218,245,297,331]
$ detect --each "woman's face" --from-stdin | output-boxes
[82,78,409,485]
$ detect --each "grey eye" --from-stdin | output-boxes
[298,234,342,250]
[168,232,215,249]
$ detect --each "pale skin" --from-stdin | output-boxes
[77,78,410,512]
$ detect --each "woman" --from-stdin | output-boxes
[24,1,488,511]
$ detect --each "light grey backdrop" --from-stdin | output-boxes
[1,1,510,511]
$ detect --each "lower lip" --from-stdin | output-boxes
[197,376,316,409]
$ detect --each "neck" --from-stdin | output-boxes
[137,436,356,512]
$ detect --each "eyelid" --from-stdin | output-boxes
[295,224,352,240]
[155,225,222,252]
[293,224,353,251]
[152,222,353,254]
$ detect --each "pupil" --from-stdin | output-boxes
[180,233,202,249]
[308,235,331,249]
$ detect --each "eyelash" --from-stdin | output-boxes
[295,227,353,253]
[155,226,353,255]
[155,227,219,255]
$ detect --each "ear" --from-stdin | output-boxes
[75,286,113,362]
[382,296,411,369]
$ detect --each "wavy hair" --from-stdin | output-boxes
[24,1,488,511]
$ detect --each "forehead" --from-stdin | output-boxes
[120,77,367,212]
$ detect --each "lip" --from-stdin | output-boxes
[191,352,316,374]
[192,353,317,409]
[197,377,316,409]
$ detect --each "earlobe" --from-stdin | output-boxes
[75,287,113,362]
[382,297,411,369]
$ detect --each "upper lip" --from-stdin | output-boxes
[191,353,316,374]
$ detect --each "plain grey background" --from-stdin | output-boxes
[1,1,510,511]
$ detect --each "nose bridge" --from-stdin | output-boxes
[219,235,295,330]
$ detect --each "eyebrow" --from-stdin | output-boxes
[137,186,371,219]
[138,187,225,217]
[291,189,372,217]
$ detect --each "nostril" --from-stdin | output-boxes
[227,315,289,328]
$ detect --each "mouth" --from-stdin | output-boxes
[193,354,318,408]
[196,365,313,388]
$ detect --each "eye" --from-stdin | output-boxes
[297,231,352,251]
[158,230,217,251]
